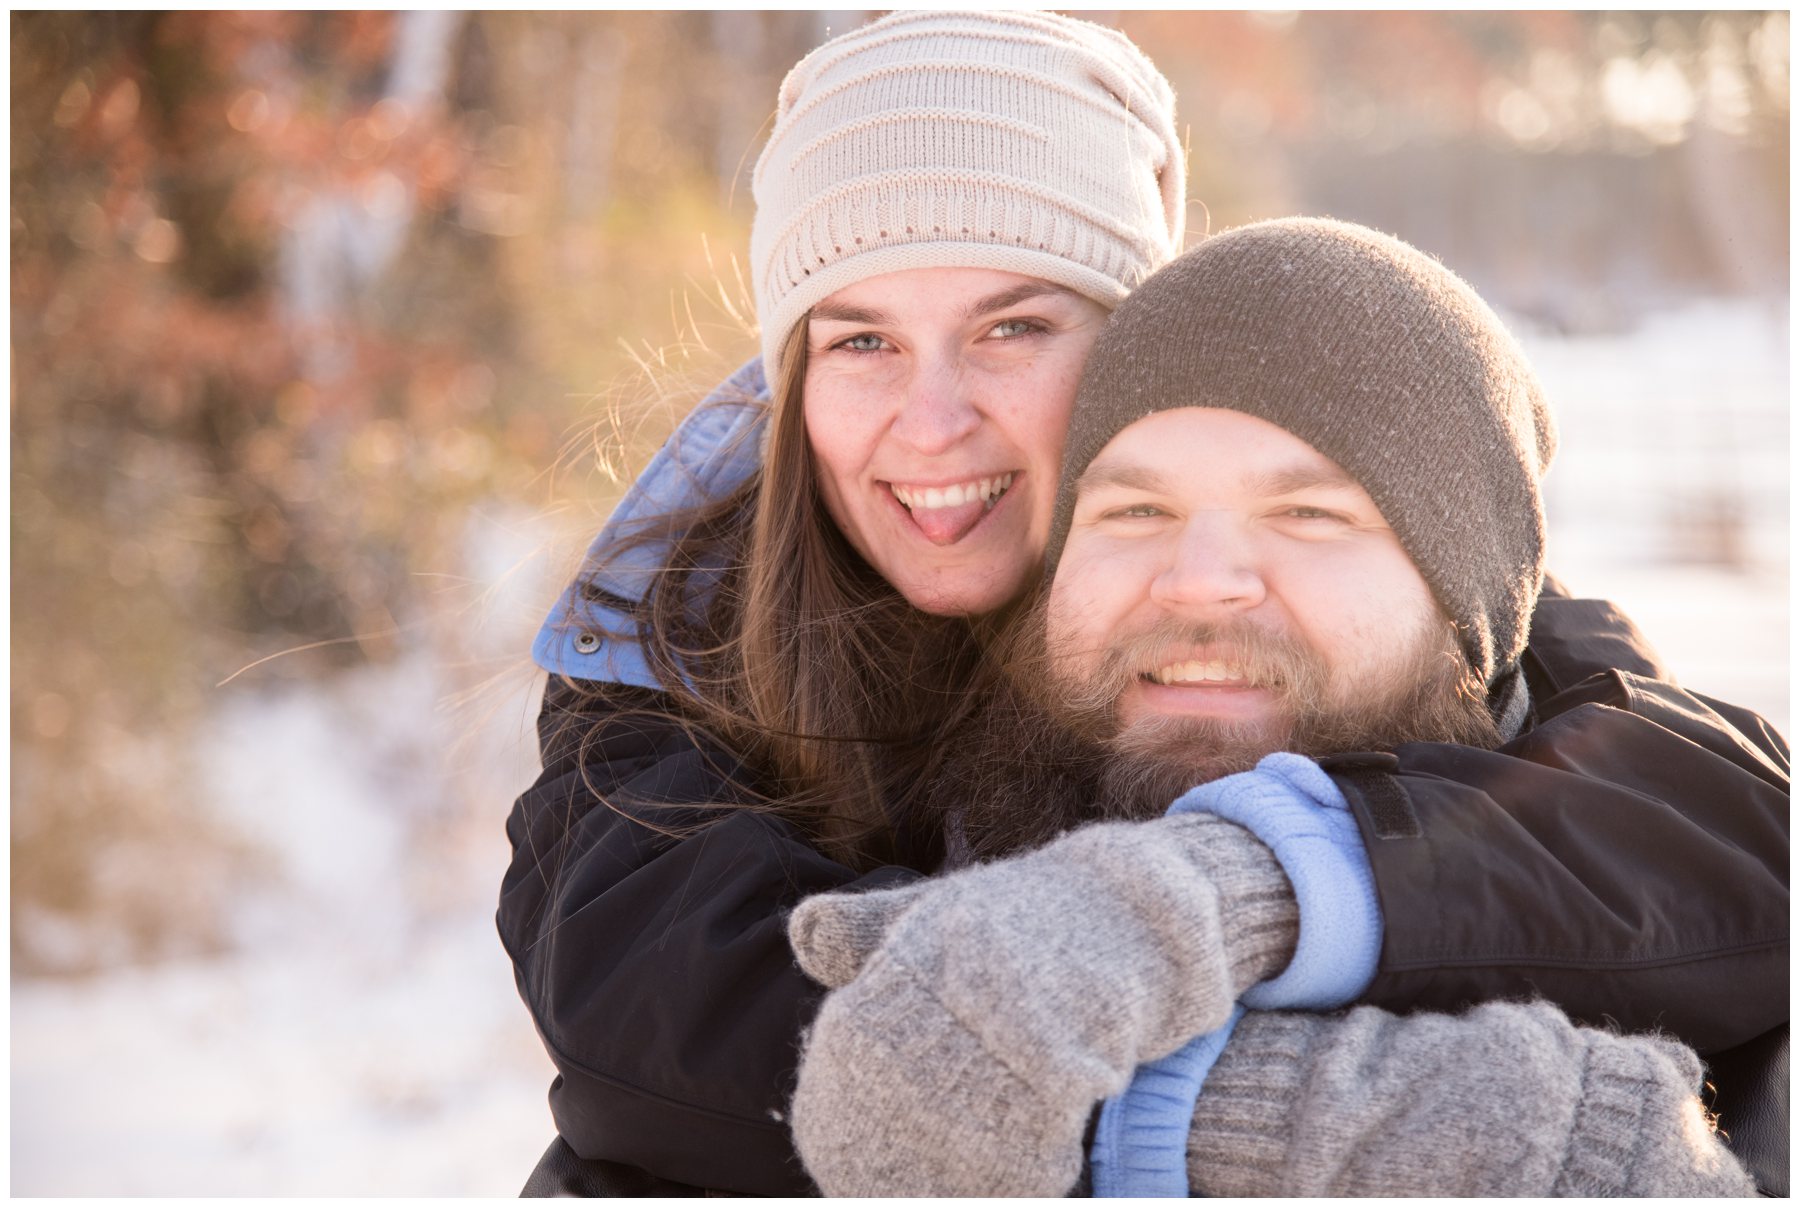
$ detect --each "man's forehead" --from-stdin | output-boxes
[1076,407,1360,496]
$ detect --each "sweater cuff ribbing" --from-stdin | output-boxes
[1162,813,1299,993]
[1554,1036,1669,1196]
[1091,1005,1246,1197]
[1559,1033,1756,1198]
[1184,1012,1319,1197]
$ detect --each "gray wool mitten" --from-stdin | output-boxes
[788,812,1297,1197]
[1189,1001,1756,1197]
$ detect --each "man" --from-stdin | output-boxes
[784,219,1784,1197]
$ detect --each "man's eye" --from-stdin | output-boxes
[1106,503,1164,519]
[1283,506,1346,522]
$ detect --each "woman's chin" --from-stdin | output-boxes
[893,566,1034,618]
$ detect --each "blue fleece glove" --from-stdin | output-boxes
[1168,752,1381,1010]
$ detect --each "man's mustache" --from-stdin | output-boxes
[1039,615,1331,734]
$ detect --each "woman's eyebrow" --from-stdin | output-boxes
[810,282,1078,329]
[810,282,1079,328]
[964,281,1079,319]
[809,300,893,325]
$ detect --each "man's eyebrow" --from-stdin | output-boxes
[1076,459,1173,496]
[1076,456,1358,500]
[1250,461,1359,496]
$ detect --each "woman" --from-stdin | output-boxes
[500,11,1787,1197]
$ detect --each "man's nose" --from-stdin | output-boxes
[888,353,981,455]
[1148,514,1268,614]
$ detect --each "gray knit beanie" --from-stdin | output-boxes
[1045,217,1557,688]
[751,10,1185,377]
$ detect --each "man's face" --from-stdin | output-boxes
[1043,407,1487,794]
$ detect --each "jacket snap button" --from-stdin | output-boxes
[573,632,600,655]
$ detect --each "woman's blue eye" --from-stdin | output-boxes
[990,319,1036,339]
[839,334,886,353]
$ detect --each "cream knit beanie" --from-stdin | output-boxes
[750,10,1185,377]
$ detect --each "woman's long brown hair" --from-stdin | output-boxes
[556,319,999,870]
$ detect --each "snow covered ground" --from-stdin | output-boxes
[15,506,571,1197]
[11,299,1788,1195]
[13,905,558,1195]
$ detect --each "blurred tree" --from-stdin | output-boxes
[7,9,817,973]
[1117,9,1788,326]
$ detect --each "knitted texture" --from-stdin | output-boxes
[1091,1005,1245,1197]
[1089,753,1378,1197]
[1045,217,1558,687]
[750,10,1185,375]
[1169,753,1381,1011]
[787,812,1296,1196]
[1187,1003,1756,1197]
[1555,1028,1754,1197]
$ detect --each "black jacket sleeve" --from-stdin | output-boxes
[1336,577,1789,1056]
[497,679,921,1196]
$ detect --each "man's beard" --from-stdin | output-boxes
[932,595,1501,864]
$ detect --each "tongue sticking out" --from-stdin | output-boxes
[909,498,989,546]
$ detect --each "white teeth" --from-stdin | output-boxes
[891,473,1014,512]
[1154,659,1250,685]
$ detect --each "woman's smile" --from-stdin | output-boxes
[882,471,1018,546]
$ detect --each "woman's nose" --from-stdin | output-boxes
[888,356,981,455]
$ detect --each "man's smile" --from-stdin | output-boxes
[1146,656,1258,686]
[1126,675,1278,723]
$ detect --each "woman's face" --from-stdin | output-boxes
[802,267,1109,616]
